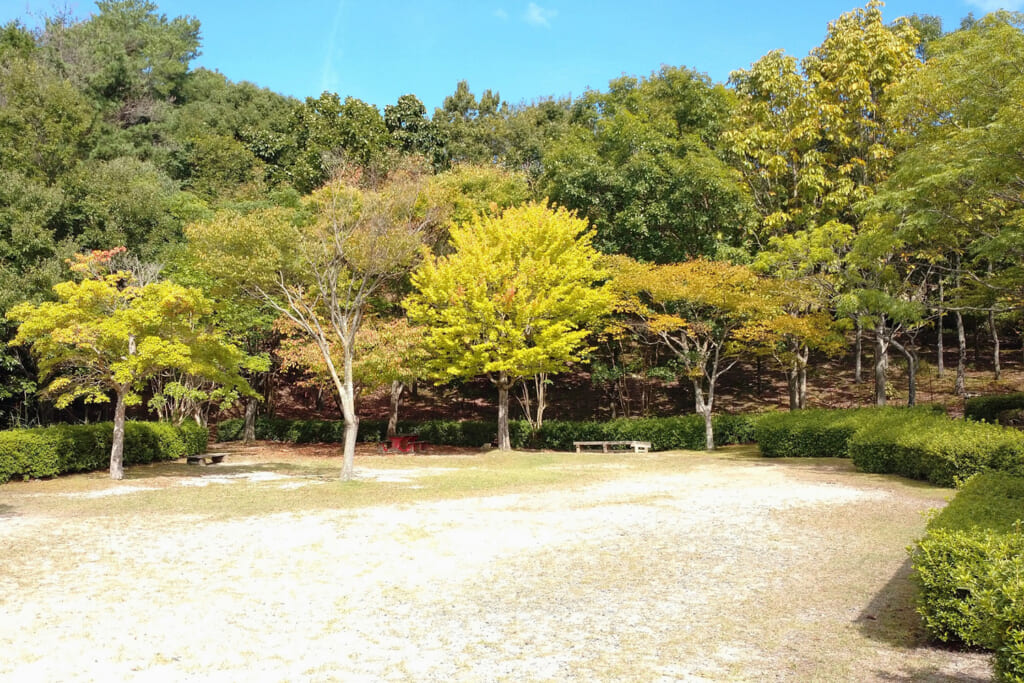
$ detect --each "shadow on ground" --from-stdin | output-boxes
[859,557,992,682]
[123,461,322,481]
[0,503,16,518]
[871,668,990,682]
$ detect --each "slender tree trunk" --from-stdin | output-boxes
[891,338,917,407]
[534,372,547,430]
[110,386,128,480]
[854,318,863,385]
[874,320,889,407]
[787,365,800,411]
[797,345,809,410]
[387,380,404,438]
[936,277,945,378]
[338,368,359,480]
[243,397,257,443]
[696,382,712,450]
[693,381,715,451]
[496,373,511,451]
[990,309,1001,380]
[755,356,763,396]
[956,311,967,396]
[323,344,358,481]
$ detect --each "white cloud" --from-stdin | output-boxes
[967,0,1024,11]
[494,8,509,20]
[320,1,346,95]
[524,2,556,28]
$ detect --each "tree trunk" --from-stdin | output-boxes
[990,309,1001,380]
[955,311,967,396]
[243,397,257,443]
[936,277,945,377]
[797,362,808,410]
[387,380,404,438]
[496,374,512,451]
[891,338,917,407]
[854,318,863,385]
[693,382,715,451]
[786,365,800,411]
[534,372,547,431]
[874,320,889,407]
[110,387,127,480]
[324,344,359,481]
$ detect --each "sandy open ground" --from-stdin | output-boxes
[0,446,993,681]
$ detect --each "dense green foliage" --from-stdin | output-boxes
[912,474,1024,680]
[753,406,941,458]
[0,420,207,483]
[755,406,1024,487]
[849,415,1024,487]
[216,414,757,451]
[4,2,1024,443]
[965,393,1024,423]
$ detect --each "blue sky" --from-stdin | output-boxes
[3,0,1021,111]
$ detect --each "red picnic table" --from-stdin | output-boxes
[380,434,428,454]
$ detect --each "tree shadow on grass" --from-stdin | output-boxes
[858,557,992,682]
[123,461,323,482]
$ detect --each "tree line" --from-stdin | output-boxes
[3,1,1024,476]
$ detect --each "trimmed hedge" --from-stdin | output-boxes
[850,414,1024,488]
[216,414,759,451]
[753,406,944,459]
[912,474,1024,681]
[0,421,208,483]
[537,414,757,451]
[966,393,1024,424]
[216,417,519,447]
[753,405,1024,487]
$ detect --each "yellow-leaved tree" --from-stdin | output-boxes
[7,249,264,479]
[404,201,614,450]
[615,258,778,450]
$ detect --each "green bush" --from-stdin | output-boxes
[912,474,1024,681]
[216,414,758,451]
[753,406,941,459]
[0,422,209,483]
[751,406,1024,487]
[965,393,1024,423]
[849,414,1024,488]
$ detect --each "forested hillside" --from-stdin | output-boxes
[3,0,1024,434]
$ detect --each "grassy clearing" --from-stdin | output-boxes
[1,443,663,520]
[0,443,993,681]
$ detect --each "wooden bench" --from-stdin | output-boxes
[186,453,226,465]
[573,440,651,454]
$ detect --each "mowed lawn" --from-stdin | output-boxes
[0,443,993,681]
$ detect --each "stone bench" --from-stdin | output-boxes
[186,453,226,466]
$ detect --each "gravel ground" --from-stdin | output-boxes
[0,452,993,682]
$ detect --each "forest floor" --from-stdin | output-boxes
[0,443,993,681]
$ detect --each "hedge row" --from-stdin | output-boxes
[850,414,1024,487]
[216,414,758,451]
[965,393,1024,424]
[912,473,1024,681]
[215,417,523,447]
[754,405,1024,487]
[0,421,208,483]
